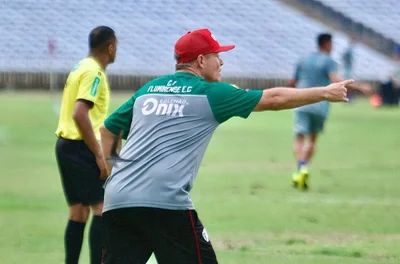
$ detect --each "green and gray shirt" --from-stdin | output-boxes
[103,72,262,212]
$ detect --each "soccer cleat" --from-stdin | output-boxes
[292,166,309,190]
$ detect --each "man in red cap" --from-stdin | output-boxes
[173,28,235,83]
[99,28,352,264]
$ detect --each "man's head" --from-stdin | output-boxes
[174,28,235,82]
[317,33,332,53]
[89,26,118,64]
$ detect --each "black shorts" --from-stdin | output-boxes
[102,207,218,264]
[55,137,104,206]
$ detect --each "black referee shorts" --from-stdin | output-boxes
[55,137,104,206]
[102,207,218,264]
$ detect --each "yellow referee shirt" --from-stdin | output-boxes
[55,57,110,140]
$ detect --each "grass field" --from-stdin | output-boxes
[1,91,400,264]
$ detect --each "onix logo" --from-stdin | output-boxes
[141,98,185,117]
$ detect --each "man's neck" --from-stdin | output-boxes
[176,67,201,77]
[89,53,107,70]
[318,49,330,54]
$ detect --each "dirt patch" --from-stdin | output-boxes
[210,232,400,260]
[212,238,255,251]
[211,232,400,249]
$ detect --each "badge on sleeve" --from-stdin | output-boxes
[90,77,101,96]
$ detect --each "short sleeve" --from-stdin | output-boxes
[206,82,262,124]
[76,70,102,104]
[104,96,136,140]
[326,58,338,74]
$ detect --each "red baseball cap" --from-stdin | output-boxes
[174,28,235,64]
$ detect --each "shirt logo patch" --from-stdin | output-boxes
[90,77,101,96]
[141,98,188,117]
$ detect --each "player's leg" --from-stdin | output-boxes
[294,114,325,190]
[301,133,318,164]
[302,113,326,164]
[294,134,305,169]
[292,111,312,189]
[152,209,218,264]
[293,111,311,170]
[55,138,90,264]
[102,208,153,264]
[294,134,317,190]
[66,204,90,264]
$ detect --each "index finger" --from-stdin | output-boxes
[341,79,354,86]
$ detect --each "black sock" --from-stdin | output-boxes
[65,220,86,264]
[89,215,103,264]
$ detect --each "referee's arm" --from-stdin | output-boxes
[73,100,102,158]
[73,100,107,179]
[73,70,108,179]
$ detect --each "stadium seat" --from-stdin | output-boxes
[317,0,400,43]
[1,0,398,80]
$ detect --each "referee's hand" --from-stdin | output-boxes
[96,156,108,180]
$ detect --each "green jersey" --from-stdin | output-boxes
[103,72,262,212]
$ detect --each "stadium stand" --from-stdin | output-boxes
[316,0,400,43]
[0,0,398,80]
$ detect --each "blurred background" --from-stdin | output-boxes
[1,0,400,263]
[1,0,400,97]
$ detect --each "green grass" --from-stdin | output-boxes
[1,91,400,263]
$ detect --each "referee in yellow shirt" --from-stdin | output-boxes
[55,26,117,264]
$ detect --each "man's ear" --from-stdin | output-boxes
[197,55,205,69]
[108,44,114,55]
